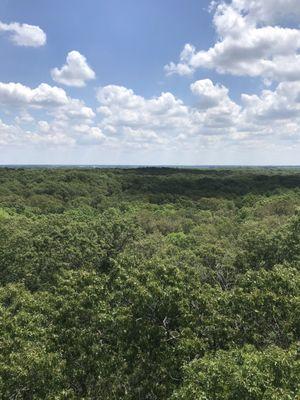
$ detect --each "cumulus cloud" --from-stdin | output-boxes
[95,81,300,151]
[232,0,300,24]
[51,51,96,87]
[94,81,245,152]
[241,81,300,122]
[0,82,68,107]
[191,79,230,108]
[15,111,34,125]
[0,119,23,145]
[0,21,46,47]
[165,0,300,83]
[51,99,96,122]
[0,82,95,123]
[2,78,300,151]
[97,85,195,147]
[0,80,97,146]
[73,124,107,145]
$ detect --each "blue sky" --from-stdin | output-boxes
[1,0,300,164]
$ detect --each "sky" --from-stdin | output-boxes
[1,0,300,165]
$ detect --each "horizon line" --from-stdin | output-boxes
[1,164,300,168]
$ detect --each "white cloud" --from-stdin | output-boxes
[73,124,107,145]
[232,0,300,24]
[97,85,193,144]
[95,82,244,152]
[38,120,50,133]
[0,82,68,107]
[51,99,96,122]
[0,80,97,146]
[95,81,300,151]
[190,79,230,108]
[165,1,300,83]
[241,81,300,122]
[51,51,96,87]
[0,21,46,47]
[15,111,34,125]
[1,78,300,151]
[0,119,23,145]
[0,82,95,124]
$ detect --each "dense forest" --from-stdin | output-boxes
[0,167,299,399]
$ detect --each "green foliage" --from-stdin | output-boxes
[171,345,300,400]
[0,167,299,399]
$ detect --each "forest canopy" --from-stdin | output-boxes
[0,167,299,399]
